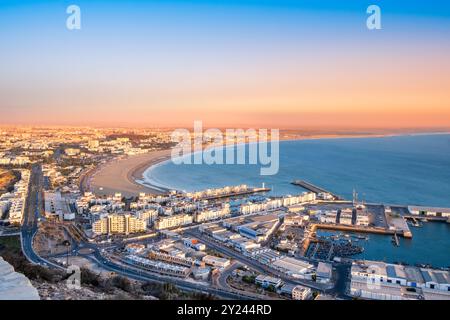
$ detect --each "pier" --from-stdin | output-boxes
[291,180,343,200]
[405,215,449,223]
[314,223,401,236]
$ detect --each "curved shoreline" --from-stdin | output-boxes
[139,159,176,192]
[140,132,450,194]
[89,131,450,197]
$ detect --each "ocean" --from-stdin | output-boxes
[144,133,450,267]
[145,133,450,207]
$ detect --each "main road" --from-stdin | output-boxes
[18,165,326,298]
[21,163,63,269]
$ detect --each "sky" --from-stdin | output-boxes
[0,0,450,129]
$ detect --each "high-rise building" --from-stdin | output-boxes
[136,209,158,226]
[92,214,146,235]
[154,214,193,230]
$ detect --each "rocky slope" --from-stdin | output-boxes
[0,256,40,300]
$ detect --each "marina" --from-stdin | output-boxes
[306,236,365,261]
[315,222,450,268]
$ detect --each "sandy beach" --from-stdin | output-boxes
[90,149,172,197]
[87,135,362,198]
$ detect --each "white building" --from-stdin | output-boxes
[183,238,206,251]
[284,214,308,226]
[8,199,24,225]
[255,275,283,289]
[154,214,193,230]
[192,267,211,281]
[292,285,312,300]
[125,255,190,278]
[194,204,231,223]
[319,207,369,226]
[319,210,338,224]
[240,202,266,215]
[272,256,314,279]
[350,260,450,300]
[316,262,333,284]
[408,206,450,218]
[230,238,261,252]
[44,192,74,221]
[202,255,230,268]
[421,268,450,292]
[186,185,248,200]
[355,210,370,226]
[339,208,354,225]
[92,214,147,235]
[5,170,30,225]
[282,192,316,207]
[135,209,158,226]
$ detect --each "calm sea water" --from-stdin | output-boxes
[145,134,450,267]
[317,222,450,268]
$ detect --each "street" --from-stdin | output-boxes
[21,163,63,269]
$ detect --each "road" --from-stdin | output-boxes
[333,263,352,299]
[20,163,63,269]
[217,261,242,289]
[82,245,258,300]
[215,261,275,299]
[185,228,338,294]
[46,235,257,300]
[17,167,341,299]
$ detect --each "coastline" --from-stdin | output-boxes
[88,131,450,197]
[90,149,172,197]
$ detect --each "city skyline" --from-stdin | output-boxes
[1,0,449,305]
[1,0,450,128]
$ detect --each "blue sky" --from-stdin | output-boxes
[0,1,449,127]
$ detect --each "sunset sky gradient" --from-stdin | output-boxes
[1,0,449,128]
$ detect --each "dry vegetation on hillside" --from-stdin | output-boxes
[0,169,19,193]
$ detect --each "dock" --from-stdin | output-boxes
[291,180,343,200]
[314,223,394,235]
[404,215,449,223]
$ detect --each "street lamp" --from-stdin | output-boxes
[62,240,71,266]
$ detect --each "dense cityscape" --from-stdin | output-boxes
[1,0,449,312]
[1,126,449,301]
